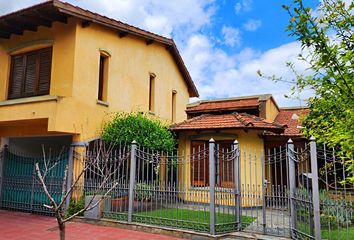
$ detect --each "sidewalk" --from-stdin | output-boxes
[0,210,183,240]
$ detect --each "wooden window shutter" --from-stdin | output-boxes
[8,55,24,99]
[8,47,52,99]
[217,141,234,188]
[38,48,52,95]
[98,56,105,100]
[191,141,209,186]
[23,53,37,96]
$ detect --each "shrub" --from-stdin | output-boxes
[295,188,352,227]
[135,183,153,201]
[319,190,352,227]
[65,195,85,218]
[102,112,176,152]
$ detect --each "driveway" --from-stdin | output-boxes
[0,210,183,240]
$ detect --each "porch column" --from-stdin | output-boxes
[70,138,88,200]
[65,144,75,209]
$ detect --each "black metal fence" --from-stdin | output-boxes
[81,140,241,234]
[1,137,353,239]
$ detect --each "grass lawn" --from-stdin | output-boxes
[132,208,256,233]
[321,226,354,240]
[298,223,354,240]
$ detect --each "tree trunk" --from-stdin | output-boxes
[58,220,65,240]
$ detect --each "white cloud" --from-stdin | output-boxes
[74,0,216,38]
[243,19,262,31]
[0,0,216,38]
[221,26,241,47]
[234,0,253,14]
[184,38,312,107]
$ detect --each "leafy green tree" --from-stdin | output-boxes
[280,0,354,158]
[102,112,176,152]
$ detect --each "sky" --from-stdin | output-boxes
[0,0,323,107]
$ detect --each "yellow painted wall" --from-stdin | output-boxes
[177,129,264,206]
[0,19,77,100]
[264,98,279,122]
[0,19,77,138]
[0,18,191,141]
[0,18,193,200]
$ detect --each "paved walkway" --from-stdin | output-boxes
[243,209,290,237]
[0,210,183,240]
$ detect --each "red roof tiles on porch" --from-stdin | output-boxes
[171,113,286,133]
[186,99,260,114]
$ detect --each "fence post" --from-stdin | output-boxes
[261,153,267,235]
[128,140,137,224]
[287,139,297,237]
[65,145,75,210]
[0,144,8,208]
[233,140,241,230]
[209,138,216,235]
[310,136,321,240]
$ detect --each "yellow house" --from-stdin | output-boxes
[171,95,288,206]
[0,0,198,210]
[0,0,198,150]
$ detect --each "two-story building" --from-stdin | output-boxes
[0,0,198,212]
[0,0,198,152]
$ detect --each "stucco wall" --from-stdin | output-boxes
[0,19,77,100]
[0,18,191,141]
[264,98,279,122]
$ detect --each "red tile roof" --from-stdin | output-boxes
[0,0,198,97]
[267,108,310,137]
[186,98,260,113]
[172,113,286,132]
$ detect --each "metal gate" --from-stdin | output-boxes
[0,146,68,215]
[242,139,323,240]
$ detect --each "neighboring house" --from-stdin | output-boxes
[171,94,309,205]
[0,0,198,212]
[263,107,310,148]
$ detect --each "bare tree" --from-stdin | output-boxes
[35,140,122,240]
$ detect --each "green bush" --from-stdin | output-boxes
[295,188,352,227]
[135,183,153,201]
[65,195,85,218]
[102,112,176,152]
[319,190,352,227]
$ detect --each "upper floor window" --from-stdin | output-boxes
[149,73,155,112]
[172,90,177,123]
[8,47,52,100]
[98,53,109,102]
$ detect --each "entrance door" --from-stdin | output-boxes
[216,141,234,188]
[190,140,235,188]
[191,141,209,186]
